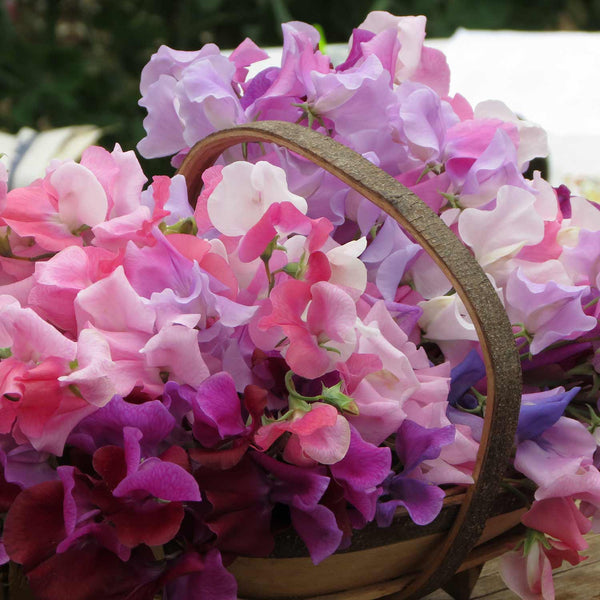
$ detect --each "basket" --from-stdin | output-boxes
[176,121,524,600]
[5,121,523,600]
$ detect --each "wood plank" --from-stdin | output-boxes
[423,534,600,599]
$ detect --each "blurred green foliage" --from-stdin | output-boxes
[1,0,600,168]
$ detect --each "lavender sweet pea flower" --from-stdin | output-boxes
[445,126,528,208]
[138,45,220,158]
[377,420,455,527]
[395,81,459,166]
[138,45,247,159]
[505,268,596,354]
[361,216,422,301]
[0,439,57,490]
[177,55,245,149]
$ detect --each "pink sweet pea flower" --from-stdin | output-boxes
[254,402,351,465]
[79,144,147,219]
[522,497,591,552]
[0,162,8,214]
[28,245,122,335]
[0,298,120,453]
[500,539,555,600]
[257,279,357,379]
[2,161,108,252]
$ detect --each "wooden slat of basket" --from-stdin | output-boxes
[177,121,523,599]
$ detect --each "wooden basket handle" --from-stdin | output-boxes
[177,121,522,600]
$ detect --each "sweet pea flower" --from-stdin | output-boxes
[358,12,427,83]
[514,417,600,501]
[500,537,556,600]
[522,497,591,552]
[377,420,454,527]
[255,402,351,466]
[517,387,579,443]
[206,161,307,238]
[252,452,342,564]
[79,144,147,220]
[138,44,251,159]
[247,22,330,123]
[2,161,107,252]
[474,100,548,169]
[458,185,545,284]
[418,293,479,364]
[0,297,117,453]
[394,81,459,166]
[505,268,596,354]
[28,245,122,335]
[257,279,358,379]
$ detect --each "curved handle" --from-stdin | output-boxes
[177,121,522,600]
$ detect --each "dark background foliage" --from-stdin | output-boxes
[1,0,599,168]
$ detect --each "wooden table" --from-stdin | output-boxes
[424,535,600,599]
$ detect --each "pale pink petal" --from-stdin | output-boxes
[58,329,116,407]
[75,266,156,333]
[141,324,209,388]
[51,162,108,229]
[298,412,351,465]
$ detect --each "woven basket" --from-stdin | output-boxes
[6,121,524,600]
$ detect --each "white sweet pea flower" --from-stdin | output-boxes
[326,237,368,297]
[558,195,600,248]
[458,185,544,285]
[207,161,307,236]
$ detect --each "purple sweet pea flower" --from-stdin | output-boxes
[329,426,391,523]
[68,394,176,456]
[336,28,377,72]
[517,387,580,443]
[165,374,246,448]
[253,452,342,564]
[163,549,238,600]
[447,349,486,409]
[377,420,455,527]
[0,435,57,489]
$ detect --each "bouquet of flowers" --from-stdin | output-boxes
[1,10,599,600]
